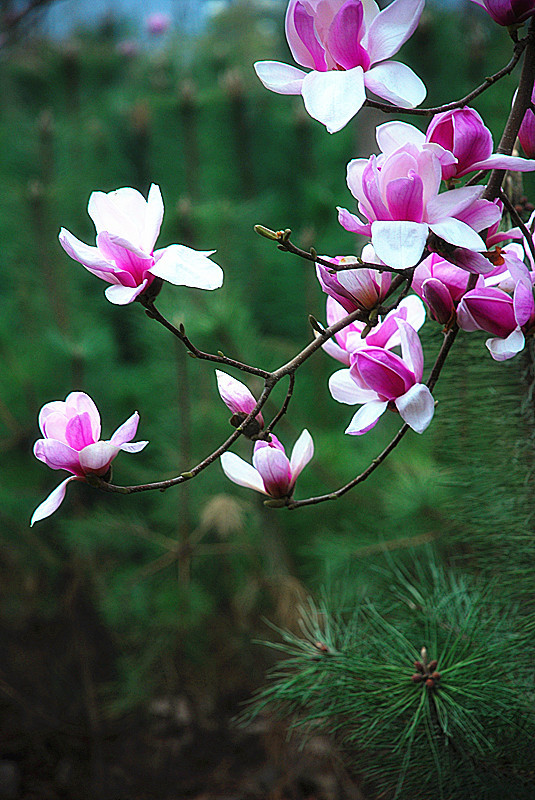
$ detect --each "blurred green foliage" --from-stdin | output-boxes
[0,1,534,765]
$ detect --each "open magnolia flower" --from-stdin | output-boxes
[338,140,502,270]
[59,184,223,305]
[329,319,435,434]
[322,294,426,365]
[31,392,148,525]
[254,0,426,133]
[220,430,314,500]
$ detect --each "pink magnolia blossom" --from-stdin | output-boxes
[215,370,264,435]
[338,142,501,270]
[322,294,426,365]
[374,111,535,182]
[146,12,171,34]
[254,0,426,133]
[518,82,535,158]
[31,392,148,526]
[329,319,434,434]
[316,248,392,313]
[220,430,314,500]
[413,253,481,324]
[469,0,535,26]
[59,184,223,305]
[457,260,535,360]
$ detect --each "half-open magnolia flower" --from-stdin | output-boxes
[469,0,535,26]
[254,0,426,133]
[376,109,535,182]
[31,392,148,525]
[59,184,223,305]
[220,430,314,499]
[215,370,264,437]
[329,319,434,434]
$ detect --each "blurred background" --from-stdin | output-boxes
[1,0,534,797]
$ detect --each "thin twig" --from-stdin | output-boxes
[265,374,296,435]
[498,188,535,264]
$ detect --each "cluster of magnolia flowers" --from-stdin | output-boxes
[31,0,535,523]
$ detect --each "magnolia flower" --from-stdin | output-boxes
[413,253,481,324]
[469,0,535,26]
[457,261,535,360]
[215,370,264,437]
[31,392,148,525]
[146,12,171,34]
[254,0,426,133]
[316,250,392,313]
[338,142,501,270]
[329,319,434,434]
[377,109,535,182]
[220,430,314,500]
[59,184,223,305]
[322,294,426,365]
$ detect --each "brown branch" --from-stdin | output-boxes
[265,373,296,435]
[498,188,535,264]
[363,37,528,117]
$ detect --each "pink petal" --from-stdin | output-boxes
[467,153,535,176]
[220,453,267,495]
[33,439,83,475]
[327,0,370,71]
[215,370,262,421]
[30,476,80,526]
[59,228,117,280]
[345,399,389,435]
[395,383,434,433]
[285,0,326,70]
[65,412,96,450]
[385,173,424,222]
[337,207,371,236]
[367,0,425,63]
[426,185,485,222]
[252,446,292,498]
[364,61,426,108]
[301,66,366,133]
[421,277,455,324]
[356,348,414,399]
[109,411,140,446]
[254,61,306,94]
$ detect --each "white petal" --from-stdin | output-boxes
[30,476,79,526]
[289,429,314,480]
[78,442,119,473]
[329,369,378,405]
[345,400,389,435]
[110,411,140,446]
[376,121,425,155]
[104,282,148,305]
[88,188,147,248]
[486,329,525,362]
[364,61,426,108]
[254,60,306,94]
[321,337,351,365]
[149,245,223,290]
[119,441,149,453]
[143,184,164,253]
[301,66,366,134]
[371,220,429,269]
[395,384,434,433]
[220,452,267,495]
[428,219,486,252]
[367,0,425,62]
[59,228,116,278]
